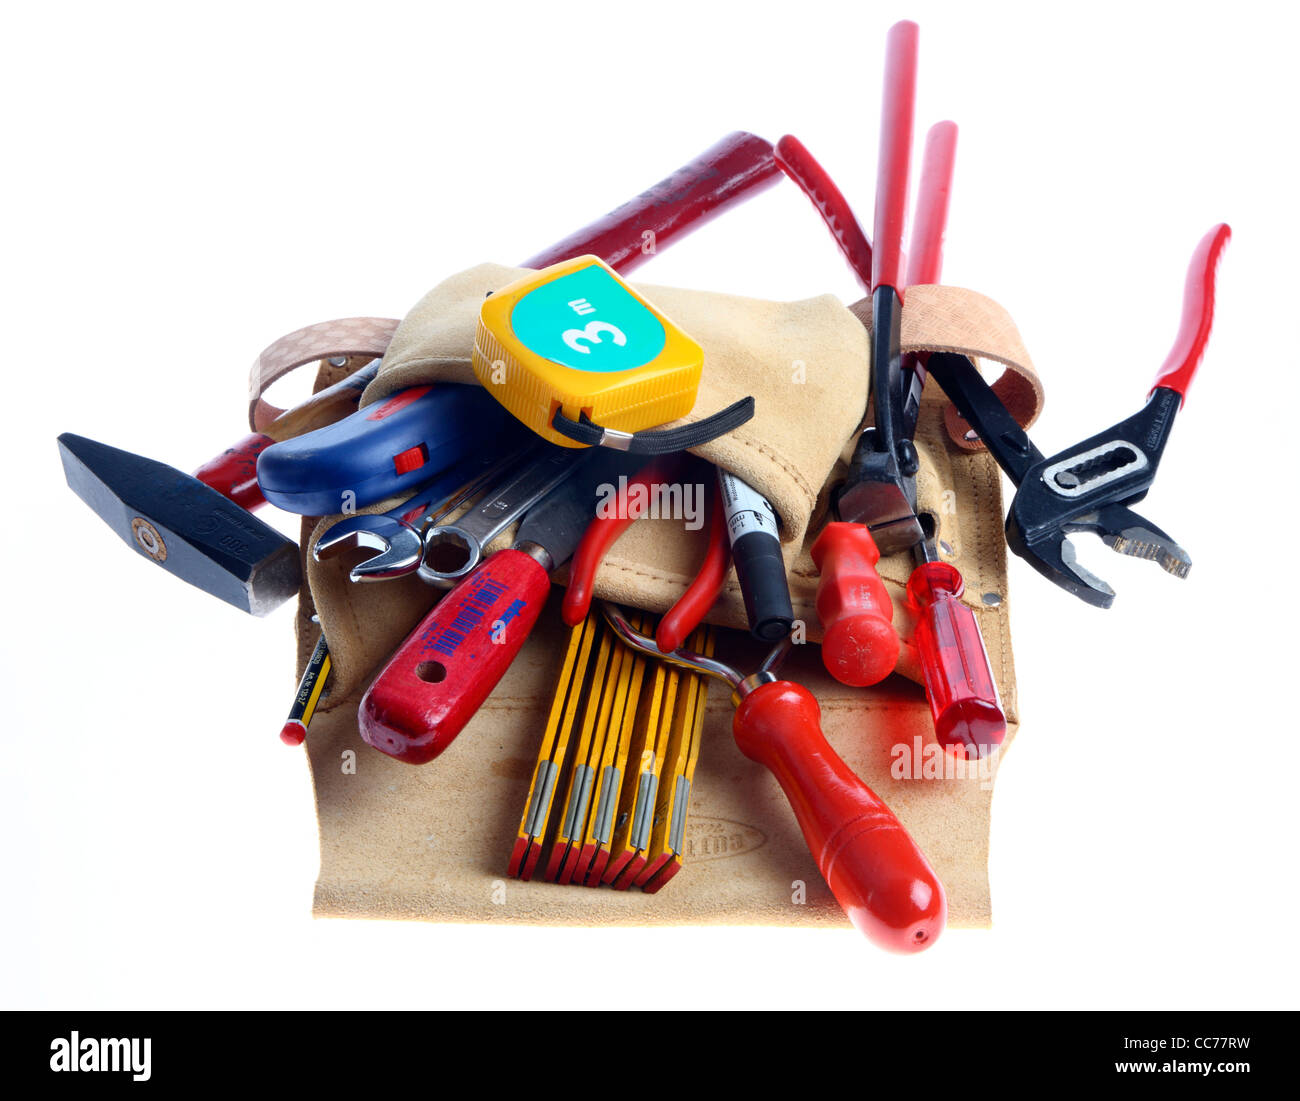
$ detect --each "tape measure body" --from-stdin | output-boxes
[474,256,703,448]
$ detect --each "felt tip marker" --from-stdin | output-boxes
[716,468,793,641]
[281,629,332,746]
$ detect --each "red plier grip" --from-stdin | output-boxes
[562,456,728,653]
[655,483,731,653]
[872,19,920,293]
[1150,223,1232,404]
[904,120,957,288]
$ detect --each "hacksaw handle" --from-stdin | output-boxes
[359,549,550,764]
[731,681,946,952]
[1149,223,1231,405]
[521,131,780,277]
[774,134,873,293]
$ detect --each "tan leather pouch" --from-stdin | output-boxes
[275,269,1041,928]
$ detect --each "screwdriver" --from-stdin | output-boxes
[806,22,1004,754]
[601,603,945,952]
[898,120,1004,756]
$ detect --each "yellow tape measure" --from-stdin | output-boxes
[473,256,704,449]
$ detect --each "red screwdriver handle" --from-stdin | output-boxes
[906,562,1005,755]
[1149,222,1231,404]
[359,548,551,764]
[731,681,946,952]
[811,523,899,687]
[872,19,920,292]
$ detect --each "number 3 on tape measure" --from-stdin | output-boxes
[562,320,627,354]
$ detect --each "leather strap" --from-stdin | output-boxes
[849,283,1044,451]
[248,316,400,432]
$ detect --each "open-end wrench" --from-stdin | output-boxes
[416,444,588,584]
[312,444,533,581]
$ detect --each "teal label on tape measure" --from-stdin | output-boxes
[510,264,666,372]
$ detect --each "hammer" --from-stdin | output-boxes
[57,132,782,616]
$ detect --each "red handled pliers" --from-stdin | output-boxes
[562,456,731,652]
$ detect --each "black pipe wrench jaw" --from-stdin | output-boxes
[1007,386,1190,607]
[926,351,1191,608]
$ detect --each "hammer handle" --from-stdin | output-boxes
[194,132,781,512]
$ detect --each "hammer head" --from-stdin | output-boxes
[58,433,301,616]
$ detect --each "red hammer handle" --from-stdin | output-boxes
[732,681,946,952]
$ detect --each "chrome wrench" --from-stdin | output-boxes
[417,444,592,584]
[312,446,532,581]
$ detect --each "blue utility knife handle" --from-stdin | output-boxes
[256,383,508,515]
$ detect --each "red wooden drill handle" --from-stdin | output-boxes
[732,682,945,952]
[358,548,550,764]
[1150,223,1231,404]
[810,523,899,688]
[906,562,1005,755]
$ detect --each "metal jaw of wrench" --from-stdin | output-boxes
[416,444,591,585]
[311,446,532,581]
[926,224,1230,609]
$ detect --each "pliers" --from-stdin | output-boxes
[925,223,1230,608]
[561,454,731,653]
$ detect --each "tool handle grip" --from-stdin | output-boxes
[810,523,899,687]
[732,682,945,952]
[655,485,731,653]
[774,134,874,293]
[358,549,550,764]
[1150,223,1231,404]
[192,432,273,511]
[904,121,958,289]
[906,562,1006,755]
[872,20,920,292]
[521,131,780,276]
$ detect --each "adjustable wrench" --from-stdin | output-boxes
[926,223,1230,608]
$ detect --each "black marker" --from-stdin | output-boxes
[716,468,793,641]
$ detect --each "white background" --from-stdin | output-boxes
[3,0,1296,1009]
